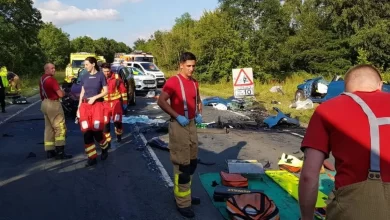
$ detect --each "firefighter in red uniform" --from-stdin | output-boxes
[77,57,109,167]
[101,63,128,148]
[158,52,203,218]
[39,63,72,159]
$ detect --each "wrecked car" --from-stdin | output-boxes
[294,76,343,103]
[295,76,390,103]
[61,66,136,117]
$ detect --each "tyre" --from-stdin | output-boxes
[129,91,136,106]
[295,89,306,102]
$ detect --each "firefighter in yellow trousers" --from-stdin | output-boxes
[158,52,203,218]
[39,63,72,159]
[101,63,128,148]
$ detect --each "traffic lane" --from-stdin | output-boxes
[142,127,304,220]
[0,94,41,125]
[132,98,304,219]
[0,101,190,220]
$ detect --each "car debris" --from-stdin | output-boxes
[289,99,314,110]
[122,115,166,124]
[263,107,300,128]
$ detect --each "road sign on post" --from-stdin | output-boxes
[232,68,254,98]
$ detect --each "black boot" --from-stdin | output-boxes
[55,146,73,159]
[101,148,108,160]
[85,158,97,167]
[1,109,5,113]
[173,196,201,205]
[177,206,195,218]
[46,150,56,159]
[117,135,122,143]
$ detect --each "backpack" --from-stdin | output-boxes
[226,193,280,220]
[220,171,248,188]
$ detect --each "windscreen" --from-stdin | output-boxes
[72,60,84,68]
[140,62,160,72]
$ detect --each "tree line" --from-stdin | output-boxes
[0,0,131,77]
[133,0,390,83]
[1,0,389,83]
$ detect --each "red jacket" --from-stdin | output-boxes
[103,73,127,102]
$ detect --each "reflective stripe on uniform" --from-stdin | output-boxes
[55,121,66,142]
[44,141,55,146]
[40,75,52,99]
[343,92,390,173]
[175,75,197,119]
[174,174,191,197]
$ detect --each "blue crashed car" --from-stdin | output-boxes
[295,76,390,103]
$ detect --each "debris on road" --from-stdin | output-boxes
[227,159,264,174]
[269,85,285,95]
[26,152,36,158]
[2,133,13,137]
[202,96,265,113]
[289,99,314,110]
[122,115,166,124]
[263,107,300,128]
[147,137,169,151]
[212,103,228,111]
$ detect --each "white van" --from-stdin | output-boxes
[127,62,166,87]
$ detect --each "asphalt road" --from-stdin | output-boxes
[0,92,307,220]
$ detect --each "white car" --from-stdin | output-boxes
[127,67,157,93]
[126,62,166,87]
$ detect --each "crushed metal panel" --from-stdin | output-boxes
[227,159,265,174]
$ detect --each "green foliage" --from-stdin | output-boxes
[1,0,390,84]
[0,0,131,78]
[133,0,390,82]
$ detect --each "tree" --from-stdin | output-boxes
[38,22,71,69]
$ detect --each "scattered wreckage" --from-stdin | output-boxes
[295,75,390,103]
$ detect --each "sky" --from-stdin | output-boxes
[32,0,220,47]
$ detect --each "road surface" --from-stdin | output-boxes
[0,93,306,220]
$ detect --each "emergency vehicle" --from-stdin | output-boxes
[65,52,106,83]
[114,51,154,63]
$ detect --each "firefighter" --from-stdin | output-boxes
[77,57,109,167]
[0,72,6,113]
[101,63,128,148]
[39,63,72,159]
[299,64,390,220]
[157,52,203,218]
[7,71,21,93]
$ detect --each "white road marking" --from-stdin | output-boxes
[282,129,305,138]
[228,110,250,119]
[135,125,174,188]
[0,99,41,126]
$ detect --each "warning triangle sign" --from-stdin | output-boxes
[234,69,253,86]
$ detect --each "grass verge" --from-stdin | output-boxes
[160,69,317,124]
[199,74,318,124]
[19,71,65,97]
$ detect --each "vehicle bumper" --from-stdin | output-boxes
[136,84,157,92]
[156,78,166,86]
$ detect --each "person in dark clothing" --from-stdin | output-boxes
[0,76,5,113]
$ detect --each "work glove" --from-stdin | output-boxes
[195,114,203,124]
[176,115,190,127]
[122,104,128,111]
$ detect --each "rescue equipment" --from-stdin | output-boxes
[213,185,264,202]
[220,171,248,188]
[265,170,328,208]
[226,192,280,220]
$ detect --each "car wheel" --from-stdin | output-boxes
[295,90,305,102]
[129,91,136,106]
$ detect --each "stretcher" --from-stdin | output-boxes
[265,170,327,219]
